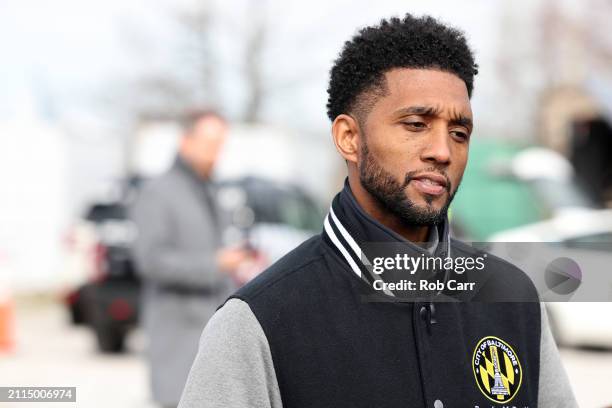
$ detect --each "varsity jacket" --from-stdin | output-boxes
[179,181,578,408]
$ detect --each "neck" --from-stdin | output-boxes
[347,176,430,243]
[178,152,210,180]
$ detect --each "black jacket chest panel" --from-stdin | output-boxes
[230,236,541,408]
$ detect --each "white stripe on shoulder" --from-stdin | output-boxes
[326,210,393,296]
[324,214,362,278]
[329,206,363,261]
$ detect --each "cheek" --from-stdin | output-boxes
[367,130,419,171]
[449,147,469,182]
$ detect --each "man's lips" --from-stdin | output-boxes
[409,173,449,196]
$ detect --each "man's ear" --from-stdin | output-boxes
[332,114,362,165]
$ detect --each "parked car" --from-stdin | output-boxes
[450,143,598,240]
[454,142,612,348]
[60,176,143,352]
[489,209,612,349]
[218,177,322,252]
[64,176,322,353]
[62,197,140,352]
[61,221,98,325]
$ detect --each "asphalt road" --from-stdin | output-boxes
[560,348,612,408]
[1,298,611,408]
[1,298,154,408]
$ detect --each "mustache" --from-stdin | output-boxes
[402,168,452,192]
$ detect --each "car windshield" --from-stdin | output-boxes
[246,185,322,231]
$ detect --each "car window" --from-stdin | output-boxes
[219,179,323,232]
[277,192,322,232]
[85,203,127,222]
[249,188,321,231]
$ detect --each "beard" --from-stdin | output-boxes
[358,141,458,227]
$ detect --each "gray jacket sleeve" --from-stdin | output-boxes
[179,298,283,408]
[130,185,221,289]
[538,303,578,408]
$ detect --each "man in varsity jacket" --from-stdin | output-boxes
[179,14,577,408]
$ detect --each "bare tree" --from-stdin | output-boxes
[109,0,273,124]
[243,1,267,123]
[175,2,219,108]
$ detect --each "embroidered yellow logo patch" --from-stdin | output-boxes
[472,336,523,404]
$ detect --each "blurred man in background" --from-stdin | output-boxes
[130,110,252,408]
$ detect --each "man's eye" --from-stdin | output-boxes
[450,130,469,141]
[402,122,426,129]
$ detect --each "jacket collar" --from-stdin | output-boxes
[173,154,211,185]
[322,178,451,291]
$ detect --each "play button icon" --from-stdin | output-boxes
[544,257,582,295]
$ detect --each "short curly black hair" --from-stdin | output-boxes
[326,14,478,122]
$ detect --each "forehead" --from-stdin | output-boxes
[373,68,472,118]
[192,116,227,135]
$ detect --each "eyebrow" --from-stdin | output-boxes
[393,105,473,129]
[394,106,442,117]
[450,115,473,129]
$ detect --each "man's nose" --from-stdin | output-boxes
[421,127,451,165]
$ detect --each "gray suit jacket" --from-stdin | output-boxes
[130,156,233,406]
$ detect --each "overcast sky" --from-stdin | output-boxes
[2,0,601,138]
